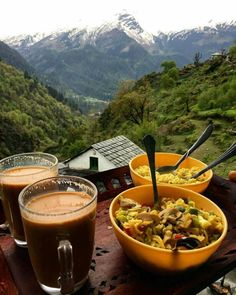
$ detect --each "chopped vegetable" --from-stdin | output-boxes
[115,196,223,250]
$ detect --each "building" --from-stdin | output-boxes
[63,135,144,173]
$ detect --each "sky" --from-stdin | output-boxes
[0,0,236,38]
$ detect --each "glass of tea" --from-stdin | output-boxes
[0,152,58,247]
[19,176,97,295]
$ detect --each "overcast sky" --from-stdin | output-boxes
[0,0,236,38]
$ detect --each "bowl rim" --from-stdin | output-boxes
[109,184,228,254]
[129,152,213,187]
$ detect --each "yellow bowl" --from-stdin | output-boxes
[109,184,227,274]
[129,152,213,193]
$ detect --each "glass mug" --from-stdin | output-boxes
[0,152,58,247]
[19,176,97,295]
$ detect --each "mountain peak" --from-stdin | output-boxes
[4,32,47,49]
[117,12,143,33]
[111,12,154,46]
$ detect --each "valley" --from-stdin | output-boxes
[0,14,236,179]
[3,13,236,103]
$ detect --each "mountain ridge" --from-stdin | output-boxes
[3,13,236,100]
[0,41,34,74]
[3,14,236,50]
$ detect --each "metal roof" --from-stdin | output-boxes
[92,135,144,167]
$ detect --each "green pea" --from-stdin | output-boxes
[189,208,199,215]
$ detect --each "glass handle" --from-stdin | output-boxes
[0,198,9,233]
[57,240,74,295]
[0,222,10,236]
[0,222,9,230]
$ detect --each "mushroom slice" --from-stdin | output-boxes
[159,208,182,223]
[119,196,141,209]
[136,212,160,223]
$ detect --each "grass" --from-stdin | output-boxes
[158,119,235,179]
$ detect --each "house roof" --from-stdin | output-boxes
[92,135,144,167]
[65,135,144,167]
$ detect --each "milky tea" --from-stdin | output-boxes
[19,176,97,295]
[0,153,58,247]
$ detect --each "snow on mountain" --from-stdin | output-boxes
[3,13,236,55]
[64,12,155,47]
[115,13,154,46]
[203,19,236,29]
[4,32,47,48]
[4,12,155,49]
[162,19,236,41]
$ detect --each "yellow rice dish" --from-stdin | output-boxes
[115,196,223,250]
[135,165,206,184]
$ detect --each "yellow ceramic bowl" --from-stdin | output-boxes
[109,184,227,274]
[129,152,213,193]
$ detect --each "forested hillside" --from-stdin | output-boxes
[97,46,236,177]
[1,46,236,178]
[0,41,34,74]
[0,60,86,159]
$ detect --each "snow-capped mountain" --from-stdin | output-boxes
[2,13,236,99]
[4,13,155,52]
[4,14,236,58]
[5,32,47,49]
[103,13,155,46]
[154,20,236,60]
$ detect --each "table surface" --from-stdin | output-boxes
[0,166,236,295]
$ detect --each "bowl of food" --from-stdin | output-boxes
[109,184,227,274]
[129,152,213,193]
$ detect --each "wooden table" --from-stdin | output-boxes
[1,166,236,295]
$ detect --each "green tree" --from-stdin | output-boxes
[160,73,175,89]
[115,80,135,99]
[229,45,236,59]
[98,104,114,130]
[174,84,191,113]
[193,52,202,66]
[113,90,154,125]
[24,70,31,79]
[161,60,176,72]
[168,67,179,81]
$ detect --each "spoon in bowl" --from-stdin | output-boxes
[142,135,159,209]
[192,142,236,179]
[156,123,214,174]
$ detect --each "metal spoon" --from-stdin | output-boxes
[142,135,159,208]
[156,123,214,174]
[192,142,236,179]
